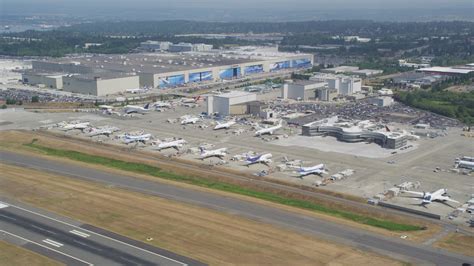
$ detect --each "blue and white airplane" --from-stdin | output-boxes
[124,103,151,114]
[244,153,273,167]
[297,164,328,178]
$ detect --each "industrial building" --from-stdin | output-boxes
[321,66,360,74]
[25,47,313,96]
[140,41,213,52]
[310,73,361,95]
[62,73,140,96]
[301,116,408,149]
[369,96,394,107]
[416,66,474,76]
[281,80,327,100]
[207,91,257,116]
[22,71,64,89]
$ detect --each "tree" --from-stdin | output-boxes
[31,95,39,103]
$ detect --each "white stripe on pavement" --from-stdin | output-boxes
[1,230,92,265]
[70,230,90,238]
[42,239,64,247]
[0,202,9,209]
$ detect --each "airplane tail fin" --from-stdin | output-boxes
[144,103,150,109]
[385,125,390,132]
[199,146,205,154]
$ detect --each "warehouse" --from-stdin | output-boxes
[310,73,361,95]
[207,91,257,116]
[62,73,140,96]
[22,71,64,89]
[27,47,313,95]
[281,80,327,100]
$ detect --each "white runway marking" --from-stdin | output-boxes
[1,230,92,265]
[70,230,90,238]
[0,202,9,209]
[43,238,64,247]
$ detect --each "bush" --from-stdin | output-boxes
[31,95,39,103]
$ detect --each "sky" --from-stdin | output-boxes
[1,0,473,21]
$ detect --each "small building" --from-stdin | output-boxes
[282,80,327,100]
[369,96,394,107]
[414,123,430,129]
[207,91,257,116]
[316,87,338,101]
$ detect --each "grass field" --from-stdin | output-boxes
[0,163,405,266]
[0,241,63,266]
[433,233,474,257]
[24,140,423,232]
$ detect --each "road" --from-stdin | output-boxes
[0,198,205,265]
[1,150,473,265]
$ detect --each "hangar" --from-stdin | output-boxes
[207,91,257,116]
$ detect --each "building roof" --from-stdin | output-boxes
[417,67,474,74]
[215,90,256,98]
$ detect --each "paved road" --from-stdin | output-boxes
[0,198,205,266]
[2,150,473,265]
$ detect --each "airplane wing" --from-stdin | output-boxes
[445,198,460,204]
[403,190,424,196]
[172,146,180,151]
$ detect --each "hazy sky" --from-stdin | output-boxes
[3,0,473,9]
[2,0,473,21]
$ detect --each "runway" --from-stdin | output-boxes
[0,199,205,266]
[1,150,473,265]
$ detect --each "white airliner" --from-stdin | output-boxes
[181,116,200,125]
[255,120,283,136]
[214,120,236,130]
[297,164,328,178]
[152,101,172,108]
[99,105,114,111]
[403,188,460,206]
[124,103,151,114]
[152,139,187,151]
[455,159,474,170]
[61,122,90,131]
[181,96,201,104]
[123,133,152,144]
[199,147,228,159]
[87,127,120,137]
[244,153,273,167]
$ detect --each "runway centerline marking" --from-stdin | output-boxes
[42,238,64,247]
[70,230,90,238]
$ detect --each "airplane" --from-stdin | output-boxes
[181,96,201,104]
[123,133,152,144]
[214,120,236,130]
[244,153,273,167]
[152,101,172,108]
[123,103,151,114]
[99,105,114,111]
[199,147,228,159]
[402,188,460,206]
[126,88,148,94]
[181,116,200,125]
[455,159,474,170]
[296,164,328,178]
[61,122,90,131]
[152,139,187,151]
[87,127,119,137]
[255,120,283,136]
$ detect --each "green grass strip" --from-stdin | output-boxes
[24,142,424,231]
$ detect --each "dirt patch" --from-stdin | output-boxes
[0,241,63,266]
[0,163,404,266]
